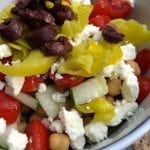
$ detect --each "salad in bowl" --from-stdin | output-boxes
[0,0,149,150]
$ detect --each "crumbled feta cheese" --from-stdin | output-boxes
[52,91,69,103]
[0,44,12,59]
[71,136,86,150]
[59,107,85,141]
[42,118,51,129]
[114,60,134,80]
[71,25,102,46]
[0,81,5,91]
[38,83,47,93]
[121,43,136,61]
[49,119,64,133]
[7,129,28,150]
[121,74,139,102]
[0,118,6,135]
[109,100,138,126]
[85,122,108,142]
[55,73,63,80]
[126,0,134,7]
[71,0,91,5]
[4,62,10,66]
[5,76,25,95]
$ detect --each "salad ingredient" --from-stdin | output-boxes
[0,81,5,91]
[0,118,6,135]
[59,107,85,141]
[108,78,121,96]
[0,90,20,124]
[137,77,150,103]
[38,83,47,93]
[110,19,150,46]
[77,97,115,123]
[36,86,64,118]
[50,3,74,25]
[89,15,110,28]
[121,74,139,102]
[22,75,43,92]
[5,76,25,95]
[52,74,85,89]
[0,50,56,76]
[7,129,28,150]
[0,121,17,149]
[5,86,38,110]
[126,61,141,76]
[62,4,92,39]
[0,73,5,82]
[59,40,122,77]
[90,0,132,19]
[30,113,42,122]
[102,25,124,43]
[15,0,35,9]
[49,133,70,150]
[42,36,73,56]
[18,8,55,25]
[109,100,138,126]
[26,25,57,48]
[26,119,49,150]
[71,77,108,105]
[135,49,150,75]
[0,44,12,59]
[85,121,108,142]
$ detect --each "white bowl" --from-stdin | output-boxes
[0,0,150,149]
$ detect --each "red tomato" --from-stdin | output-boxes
[135,49,150,75]
[0,72,5,82]
[26,119,49,150]
[89,15,110,28]
[137,77,150,103]
[22,75,43,92]
[0,90,20,124]
[90,0,132,19]
[50,73,85,89]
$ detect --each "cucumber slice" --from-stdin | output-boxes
[36,86,63,118]
[70,77,108,105]
[0,122,17,149]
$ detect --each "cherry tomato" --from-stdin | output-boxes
[0,72,5,82]
[137,77,150,103]
[90,0,132,19]
[135,49,150,75]
[89,15,110,28]
[50,73,85,89]
[22,75,43,92]
[0,90,20,124]
[26,119,49,150]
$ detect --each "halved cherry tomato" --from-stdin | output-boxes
[26,119,49,150]
[0,90,20,124]
[22,75,43,92]
[135,49,150,75]
[0,72,5,82]
[90,0,132,19]
[89,15,110,28]
[137,76,150,103]
[49,73,85,89]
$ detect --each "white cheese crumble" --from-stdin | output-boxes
[109,100,138,126]
[55,73,63,80]
[38,83,47,93]
[7,129,28,150]
[71,0,91,5]
[52,91,69,103]
[121,74,139,102]
[0,118,6,135]
[71,24,103,46]
[85,122,108,142]
[0,44,12,59]
[121,43,136,61]
[0,81,5,91]
[59,107,85,141]
[5,76,25,95]
[126,0,135,7]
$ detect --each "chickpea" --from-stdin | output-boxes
[108,78,121,96]
[126,60,141,76]
[30,113,42,122]
[49,133,70,150]
[37,107,47,118]
[106,96,115,105]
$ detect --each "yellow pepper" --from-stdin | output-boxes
[0,50,56,76]
[110,19,150,46]
[58,40,122,77]
[76,97,116,123]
